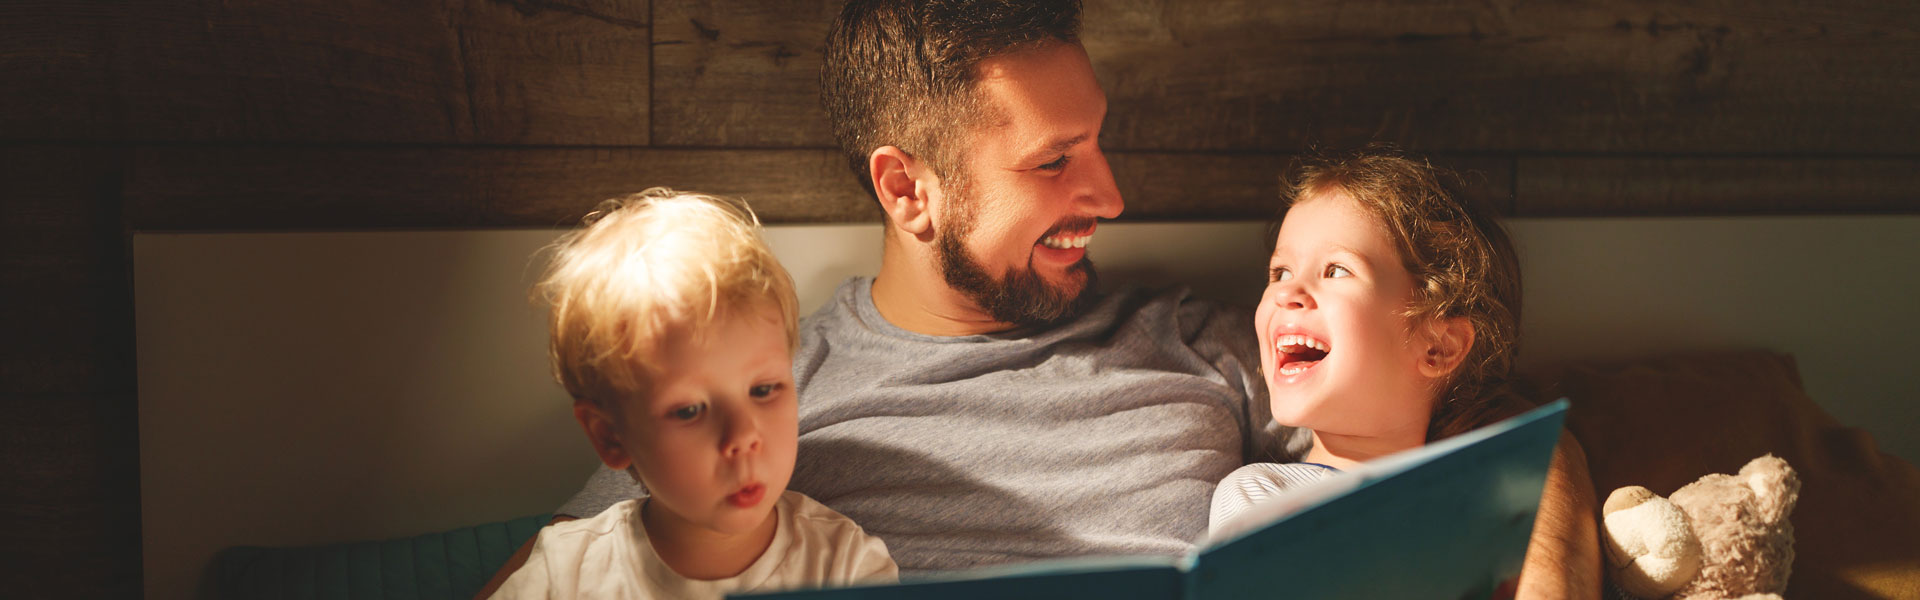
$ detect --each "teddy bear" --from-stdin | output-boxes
[1600,454,1801,600]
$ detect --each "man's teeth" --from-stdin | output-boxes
[1041,234,1091,249]
[1274,334,1329,353]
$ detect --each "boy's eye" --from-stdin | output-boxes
[1269,266,1292,282]
[670,403,706,421]
[749,383,782,399]
[1037,154,1071,171]
[1325,264,1352,278]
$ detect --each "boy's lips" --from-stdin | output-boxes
[727,483,766,508]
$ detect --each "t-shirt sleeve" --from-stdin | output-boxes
[843,530,899,585]
[489,530,558,599]
[554,464,644,518]
[1177,296,1304,464]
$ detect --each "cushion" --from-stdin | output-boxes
[1519,352,1920,599]
[205,513,549,600]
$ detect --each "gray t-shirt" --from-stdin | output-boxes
[557,276,1296,573]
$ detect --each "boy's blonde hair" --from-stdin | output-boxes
[536,188,799,412]
[1282,149,1526,442]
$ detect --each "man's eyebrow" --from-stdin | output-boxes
[1020,133,1089,163]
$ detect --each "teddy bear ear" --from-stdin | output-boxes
[1740,454,1802,524]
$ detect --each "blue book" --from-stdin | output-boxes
[734,400,1569,600]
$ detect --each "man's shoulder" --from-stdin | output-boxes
[1092,283,1254,336]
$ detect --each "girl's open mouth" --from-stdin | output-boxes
[1274,333,1330,376]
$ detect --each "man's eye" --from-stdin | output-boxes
[749,383,781,399]
[1037,155,1071,171]
[1269,267,1292,282]
[670,403,706,421]
[1325,264,1352,278]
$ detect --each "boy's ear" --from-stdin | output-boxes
[868,146,940,240]
[1417,316,1475,380]
[573,401,632,471]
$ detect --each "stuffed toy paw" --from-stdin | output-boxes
[1601,454,1800,600]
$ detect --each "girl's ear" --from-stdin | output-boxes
[573,401,632,471]
[868,145,941,240]
[1418,316,1475,379]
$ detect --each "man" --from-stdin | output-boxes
[486,0,1597,596]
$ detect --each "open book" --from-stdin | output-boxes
[734,400,1569,600]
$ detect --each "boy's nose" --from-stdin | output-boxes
[721,410,762,458]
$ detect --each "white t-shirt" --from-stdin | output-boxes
[494,491,897,599]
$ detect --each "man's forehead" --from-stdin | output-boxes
[966,42,1107,151]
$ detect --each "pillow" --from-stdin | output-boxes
[1519,351,1920,599]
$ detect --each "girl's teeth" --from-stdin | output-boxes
[1273,334,1329,352]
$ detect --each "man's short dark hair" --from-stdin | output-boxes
[821,0,1082,196]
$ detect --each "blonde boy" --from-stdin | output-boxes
[497,189,896,599]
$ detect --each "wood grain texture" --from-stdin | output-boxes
[121,147,1534,229]
[1515,156,1920,216]
[651,0,841,146]
[124,146,875,230]
[1087,0,1920,153]
[0,2,120,140]
[0,145,142,597]
[638,0,1920,154]
[1110,152,1514,220]
[109,0,650,144]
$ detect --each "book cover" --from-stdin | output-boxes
[735,400,1570,600]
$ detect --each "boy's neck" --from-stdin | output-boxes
[641,498,779,581]
[1302,426,1427,471]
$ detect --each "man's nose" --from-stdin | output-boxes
[720,408,762,459]
[1074,146,1123,219]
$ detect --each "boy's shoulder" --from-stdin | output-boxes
[538,497,644,548]
[780,490,873,540]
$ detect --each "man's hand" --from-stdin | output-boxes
[473,515,575,600]
[1516,432,1602,599]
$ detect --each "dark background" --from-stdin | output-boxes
[4,0,1917,596]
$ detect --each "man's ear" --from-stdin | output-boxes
[868,146,940,239]
[1417,316,1475,379]
[573,401,632,471]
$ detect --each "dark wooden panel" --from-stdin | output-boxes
[1111,152,1513,220]
[1089,0,1920,153]
[0,145,142,596]
[1514,157,1920,216]
[124,146,874,230]
[122,146,1532,229]
[109,0,650,144]
[651,0,840,146]
[0,2,120,140]
[645,0,1920,154]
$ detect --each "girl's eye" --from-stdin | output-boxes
[670,403,706,421]
[1269,267,1292,282]
[1037,155,1071,171]
[749,383,781,399]
[1325,264,1352,278]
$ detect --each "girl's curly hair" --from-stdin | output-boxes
[1282,147,1528,441]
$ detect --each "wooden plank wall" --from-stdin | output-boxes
[3,0,1916,595]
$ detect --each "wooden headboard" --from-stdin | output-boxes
[6,2,1917,596]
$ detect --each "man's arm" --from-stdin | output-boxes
[1515,431,1602,600]
[473,515,575,600]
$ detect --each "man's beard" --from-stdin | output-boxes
[934,184,1099,327]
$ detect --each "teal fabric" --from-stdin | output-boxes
[208,514,551,600]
